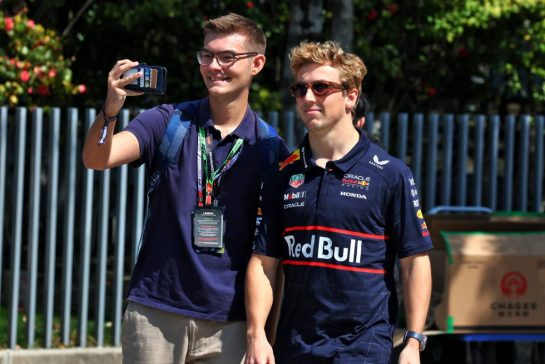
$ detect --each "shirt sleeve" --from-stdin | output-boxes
[388,165,433,258]
[278,140,291,161]
[123,103,175,168]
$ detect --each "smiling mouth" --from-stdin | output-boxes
[208,76,230,82]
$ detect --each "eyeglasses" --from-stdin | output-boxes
[196,50,258,67]
[289,81,347,98]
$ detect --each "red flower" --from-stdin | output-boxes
[426,87,437,97]
[246,1,254,8]
[48,69,57,78]
[457,47,469,59]
[78,84,87,94]
[367,9,379,21]
[4,17,14,32]
[386,3,399,15]
[20,70,30,82]
[27,87,34,94]
[37,85,49,96]
[27,19,35,28]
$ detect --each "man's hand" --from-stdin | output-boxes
[103,59,144,116]
[245,330,275,364]
[398,340,421,364]
[82,59,143,170]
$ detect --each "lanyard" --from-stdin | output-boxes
[197,127,244,206]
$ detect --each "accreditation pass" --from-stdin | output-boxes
[193,208,224,249]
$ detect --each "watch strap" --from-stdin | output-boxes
[403,330,427,351]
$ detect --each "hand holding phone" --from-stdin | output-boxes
[122,64,167,94]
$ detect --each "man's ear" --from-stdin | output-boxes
[251,54,266,76]
[356,117,366,129]
[345,88,359,113]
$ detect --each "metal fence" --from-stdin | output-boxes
[0,105,544,349]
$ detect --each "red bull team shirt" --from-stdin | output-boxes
[254,130,433,363]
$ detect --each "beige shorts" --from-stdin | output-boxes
[121,301,246,364]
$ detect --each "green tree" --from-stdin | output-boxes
[52,0,290,111]
[4,0,545,114]
[432,0,545,112]
[353,0,545,114]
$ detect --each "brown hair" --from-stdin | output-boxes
[204,13,266,54]
[289,40,367,91]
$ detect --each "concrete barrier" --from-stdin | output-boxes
[0,347,121,364]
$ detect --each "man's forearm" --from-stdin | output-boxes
[81,112,140,171]
[246,255,278,337]
[400,253,432,332]
[82,111,118,170]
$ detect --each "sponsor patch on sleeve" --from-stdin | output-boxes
[279,149,301,171]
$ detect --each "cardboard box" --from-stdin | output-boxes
[434,231,545,332]
[426,212,545,250]
[423,212,545,330]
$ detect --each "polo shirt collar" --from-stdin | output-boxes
[301,128,372,174]
[197,97,257,144]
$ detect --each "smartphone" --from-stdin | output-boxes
[123,64,167,94]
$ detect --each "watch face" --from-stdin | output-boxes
[420,336,428,351]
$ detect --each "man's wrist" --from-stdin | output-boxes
[98,104,119,145]
[404,337,421,350]
[101,105,118,123]
[403,330,428,351]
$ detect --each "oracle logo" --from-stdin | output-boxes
[500,272,528,298]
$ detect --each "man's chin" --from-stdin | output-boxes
[207,86,230,96]
[301,118,320,129]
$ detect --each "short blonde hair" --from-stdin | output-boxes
[289,41,367,91]
[204,13,266,54]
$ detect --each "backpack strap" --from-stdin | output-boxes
[256,115,280,167]
[147,100,200,194]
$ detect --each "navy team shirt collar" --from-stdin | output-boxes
[197,96,257,144]
[301,128,372,173]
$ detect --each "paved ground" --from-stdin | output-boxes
[1,341,542,364]
[0,348,121,364]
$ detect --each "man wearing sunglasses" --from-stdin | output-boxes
[245,41,432,364]
[82,13,288,364]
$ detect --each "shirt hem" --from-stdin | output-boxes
[127,295,244,322]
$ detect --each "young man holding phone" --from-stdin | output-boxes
[83,13,288,364]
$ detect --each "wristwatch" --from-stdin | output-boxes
[403,330,428,351]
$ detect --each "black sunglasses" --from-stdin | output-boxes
[289,81,347,98]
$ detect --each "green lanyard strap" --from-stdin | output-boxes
[197,127,244,206]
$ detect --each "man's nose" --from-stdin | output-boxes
[303,87,316,101]
[208,56,223,70]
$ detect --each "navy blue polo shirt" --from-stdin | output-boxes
[125,97,288,321]
[254,130,433,363]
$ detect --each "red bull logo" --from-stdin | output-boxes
[279,149,301,171]
[284,234,362,263]
[341,174,370,190]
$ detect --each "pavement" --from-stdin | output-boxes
[0,347,121,364]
